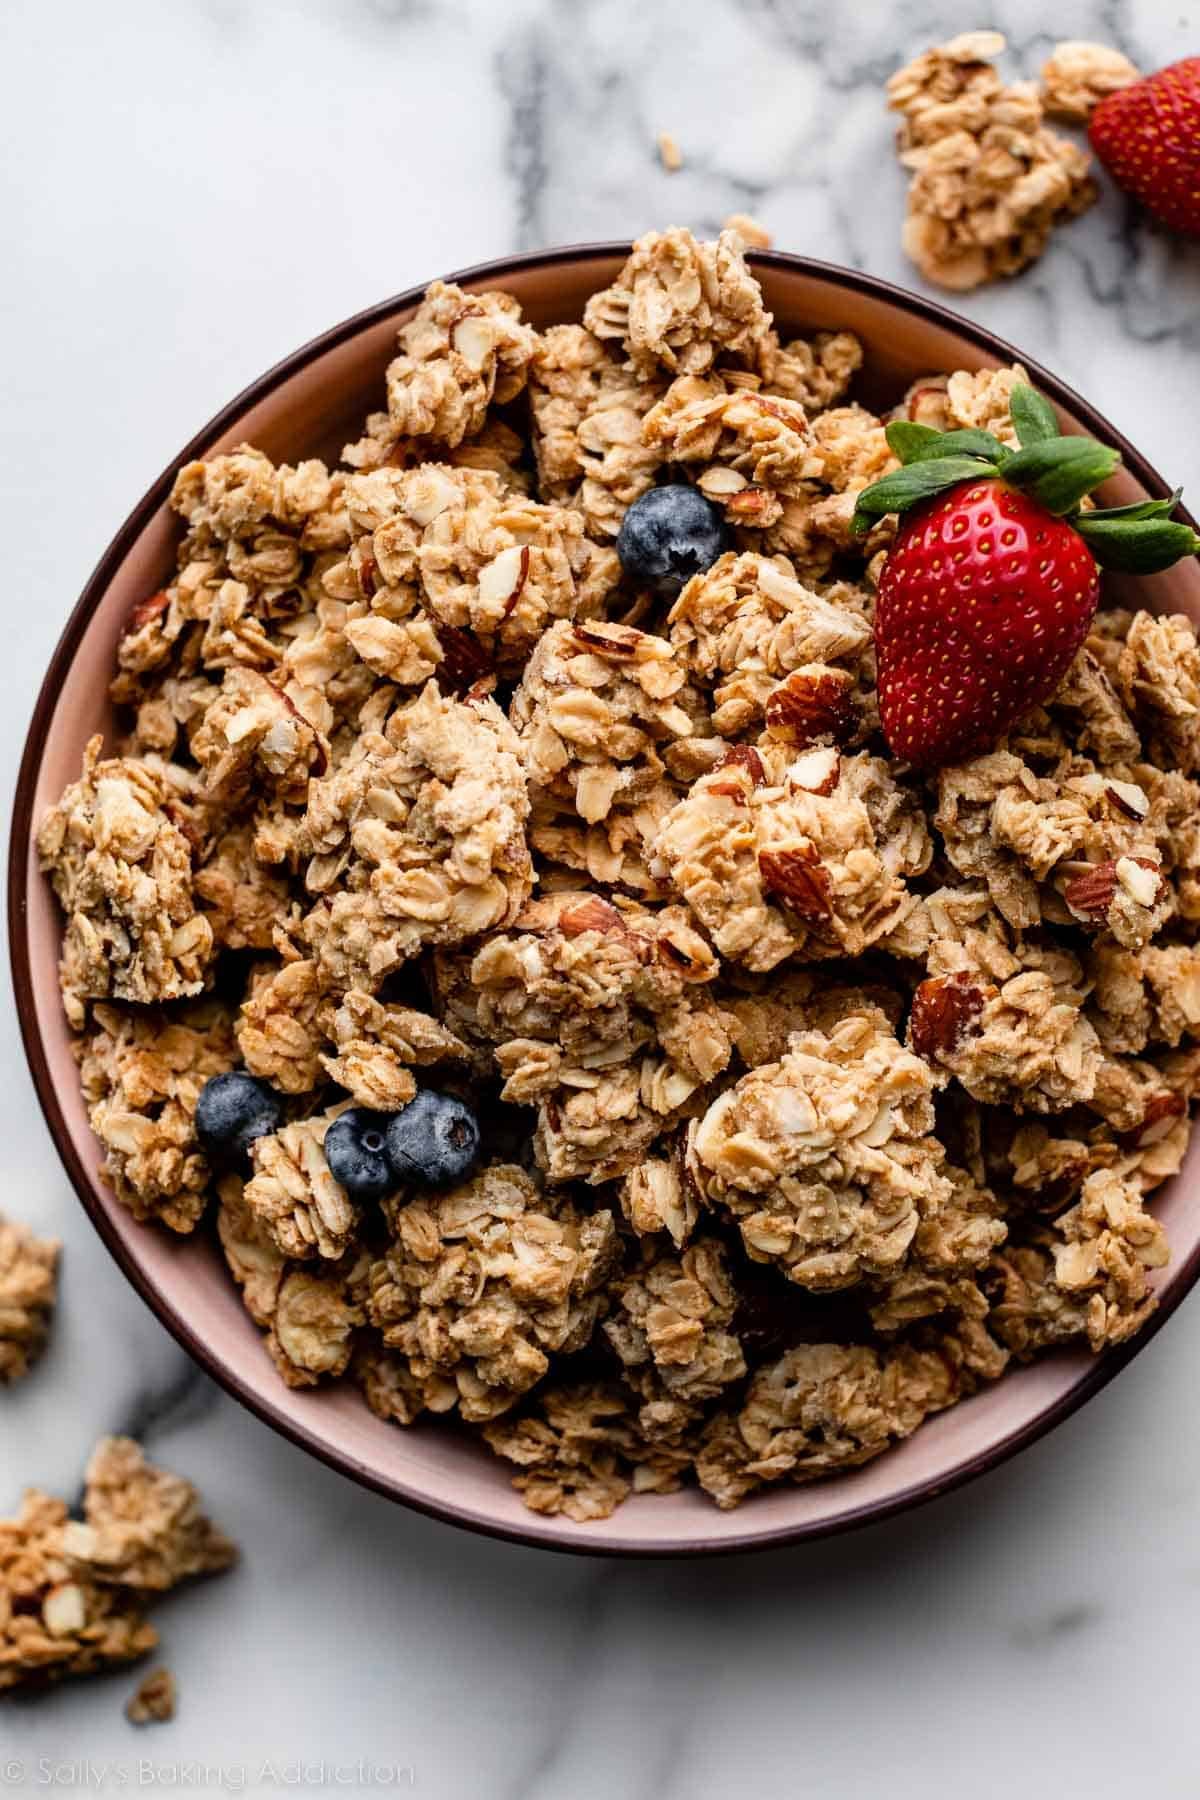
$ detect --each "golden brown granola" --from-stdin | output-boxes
[1039,41,1141,123]
[0,1213,60,1383]
[126,1665,177,1724]
[888,32,1096,291]
[1,1439,234,1693]
[37,228,1194,1522]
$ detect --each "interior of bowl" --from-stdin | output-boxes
[14,250,1200,1555]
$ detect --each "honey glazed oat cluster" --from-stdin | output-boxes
[37,225,1200,1521]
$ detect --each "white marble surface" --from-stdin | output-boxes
[3,0,1200,1792]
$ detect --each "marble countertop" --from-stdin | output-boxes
[4,0,1200,1793]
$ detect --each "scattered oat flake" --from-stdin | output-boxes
[723,212,773,250]
[657,131,683,172]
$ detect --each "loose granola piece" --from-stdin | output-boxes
[664,550,870,736]
[692,1007,949,1289]
[651,746,930,971]
[171,446,349,552]
[643,375,820,524]
[58,1437,236,1592]
[1049,646,1142,765]
[243,1109,357,1262]
[453,891,731,1183]
[988,1169,1168,1354]
[319,990,467,1111]
[338,462,618,675]
[888,33,1096,290]
[695,1339,961,1508]
[723,212,773,251]
[269,1259,366,1389]
[1088,941,1200,1055]
[0,1213,60,1383]
[718,970,817,1068]
[215,1174,285,1327]
[583,228,774,378]
[190,666,328,804]
[529,325,666,536]
[619,1142,700,1248]
[767,332,863,411]
[603,1240,746,1436]
[75,1002,236,1232]
[126,1666,176,1725]
[235,956,325,1094]
[1115,612,1200,774]
[1,1489,157,1691]
[216,1180,364,1386]
[526,778,680,899]
[918,926,1101,1114]
[38,739,215,1027]
[193,823,292,951]
[510,618,696,824]
[301,681,532,994]
[657,130,683,172]
[1040,41,1141,122]
[937,749,1172,950]
[0,1441,234,1693]
[366,1164,620,1422]
[484,1382,688,1520]
[347,282,538,455]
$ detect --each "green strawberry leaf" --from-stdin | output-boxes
[1082,488,1184,523]
[1074,514,1200,573]
[884,422,943,465]
[851,456,1000,536]
[886,422,1010,466]
[1002,437,1120,514]
[1009,384,1060,448]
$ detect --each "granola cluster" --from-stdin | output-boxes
[38,228,1195,1520]
[1,1438,234,1691]
[888,32,1109,291]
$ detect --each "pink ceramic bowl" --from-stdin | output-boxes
[11,247,1200,1556]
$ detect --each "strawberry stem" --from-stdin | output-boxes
[852,383,1199,577]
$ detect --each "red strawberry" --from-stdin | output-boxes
[1090,57,1200,237]
[852,382,1200,770]
[875,479,1099,766]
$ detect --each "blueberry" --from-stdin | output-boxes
[615,484,730,598]
[324,1109,396,1203]
[385,1090,481,1190]
[194,1072,282,1165]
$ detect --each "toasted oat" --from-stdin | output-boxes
[657,131,683,172]
[1040,41,1141,123]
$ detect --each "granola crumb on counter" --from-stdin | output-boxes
[1,1439,235,1692]
[36,223,1194,1519]
[887,31,1096,291]
[126,1665,177,1725]
[0,1213,60,1383]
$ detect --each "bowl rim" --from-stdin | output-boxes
[11,241,1200,1559]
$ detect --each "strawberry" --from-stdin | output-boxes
[1089,57,1200,237]
[852,384,1200,769]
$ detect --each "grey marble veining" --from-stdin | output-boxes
[3,0,1200,1793]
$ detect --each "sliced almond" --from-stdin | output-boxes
[1115,856,1162,907]
[450,313,495,371]
[788,747,841,795]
